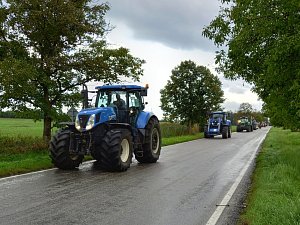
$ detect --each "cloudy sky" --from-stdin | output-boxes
[99,0,263,118]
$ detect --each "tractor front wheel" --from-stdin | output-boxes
[135,117,161,163]
[49,130,84,170]
[222,126,228,139]
[100,129,133,171]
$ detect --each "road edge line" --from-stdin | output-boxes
[205,128,271,225]
[0,160,96,182]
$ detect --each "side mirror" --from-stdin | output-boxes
[140,89,148,96]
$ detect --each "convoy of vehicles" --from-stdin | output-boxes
[49,83,267,172]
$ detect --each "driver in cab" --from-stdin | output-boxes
[113,93,125,109]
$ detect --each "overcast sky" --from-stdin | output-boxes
[95,0,263,118]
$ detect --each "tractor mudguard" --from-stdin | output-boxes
[136,111,156,129]
[226,120,231,126]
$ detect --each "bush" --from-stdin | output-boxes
[0,136,48,154]
[160,122,199,138]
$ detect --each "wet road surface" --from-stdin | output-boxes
[0,128,270,225]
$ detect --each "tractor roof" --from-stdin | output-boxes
[211,111,226,114]
[95,84,146,91]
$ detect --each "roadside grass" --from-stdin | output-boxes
[0,135,52,177]
[231,125,237,132]
[0,152,52,177]
[239,127,300,225]
[160,122,199,137]
[0,118,204,177]
[162,132,203,146]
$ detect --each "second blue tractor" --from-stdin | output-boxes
[204,111,232,139]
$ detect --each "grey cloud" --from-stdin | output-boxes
[223,101,262,112]
[222,101,240,112]
[221,78,252,94]
[104,0,220,51]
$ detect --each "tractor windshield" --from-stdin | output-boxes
[212,113,224,120]
[96,91,127,109]
[240,118,248,123]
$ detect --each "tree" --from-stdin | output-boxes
[160,60,224,131]
[238,103,253,115]
[203,0,300,130]
[0,0,145,141]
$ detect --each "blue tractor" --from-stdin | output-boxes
[204,111,232,139]
[49,84,161,171]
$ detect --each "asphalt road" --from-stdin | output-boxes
[0,128,270,225]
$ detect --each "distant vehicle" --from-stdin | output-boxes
[252,119,258,130]
[204,111,232,139]
[237,116,253,132]
[50,84,161,172]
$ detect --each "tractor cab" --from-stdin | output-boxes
[95,85,147,125]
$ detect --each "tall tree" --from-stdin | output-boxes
[203,0,300,130]
[0,0,145,140]
[238,102,253,115]
[160,60,224,130]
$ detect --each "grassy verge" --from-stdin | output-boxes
[0,131,203,178]
[162,132,203,146]
[0,152,52,177]
[239,127,300,225]
[0,135,53,177]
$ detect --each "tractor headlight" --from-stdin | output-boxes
[75,114,95,131]
[75,116,81,131]
[85,114,95,131]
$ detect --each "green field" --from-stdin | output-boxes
[0,118,44,137]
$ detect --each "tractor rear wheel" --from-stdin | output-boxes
[100,129,133,171]
[222,126,228,139]
[49,130,84,170]
[135,117,161,163]
[247,126,251,132]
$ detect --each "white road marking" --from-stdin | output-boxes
[206,128,270,225]
[0,160,95,182]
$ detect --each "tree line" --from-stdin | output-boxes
[203,0,300,131]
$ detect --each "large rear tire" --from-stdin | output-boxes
[247,126,251,132]
[100,129,133,171]
[135,117,161,163]
[49,130,84,170]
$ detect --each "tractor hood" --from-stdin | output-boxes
[75,107,116,132]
